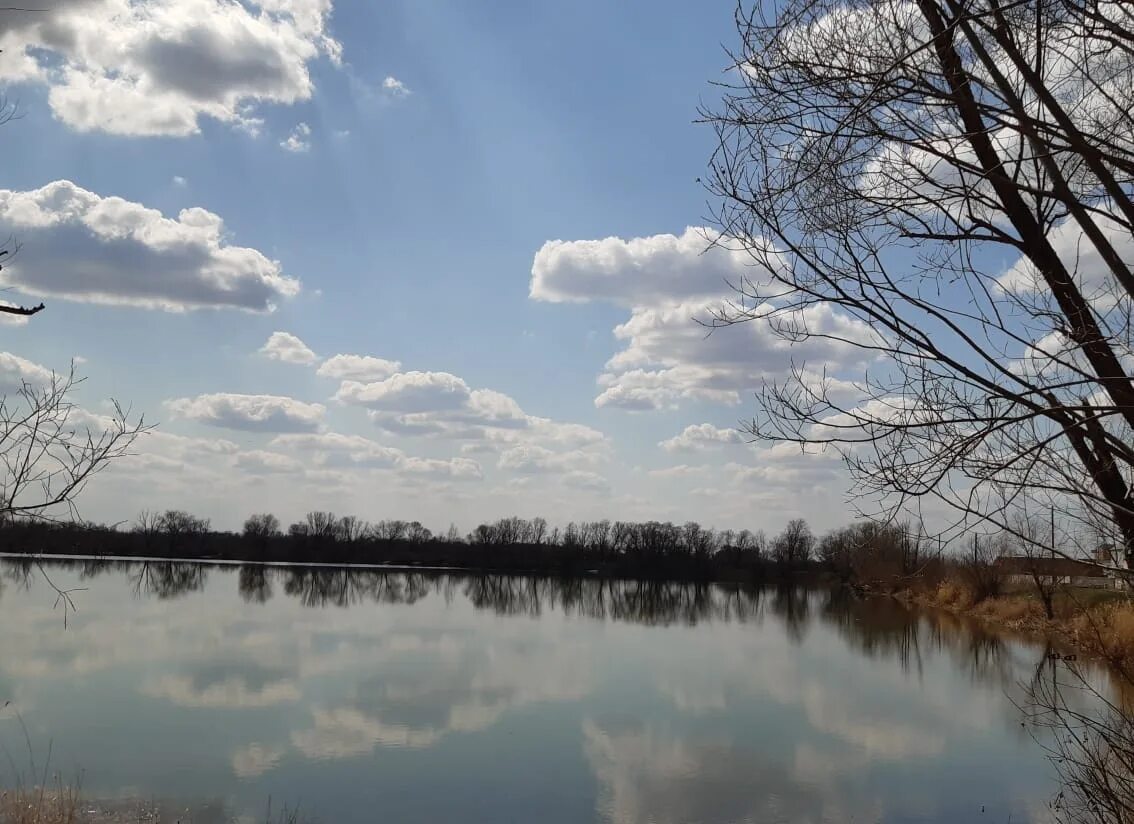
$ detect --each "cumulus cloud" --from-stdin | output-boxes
[270,431,483,480]
[399,456,483,481]
[0,181,299,312]
[382,76,410,97]
[166,393,325,432]
[660,423,746,453]
[530,227,753,307]
[260,331,318,365]
[998,209,1134,314]
[531,228,877,411]
[334,369,605,452]
[496,445,602,474]
[281,121,312,152]
[270,431,403,468]
[0,0,341,137]
[336,371,471,413]
[316,354,402,382]
[234,449,305,474]
[0,351,54,392]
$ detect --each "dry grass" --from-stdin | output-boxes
[932,579,974,610]
[0,787,314,824]
[970,594,1042,624]
[0,785,80,824]
[915,577,1134,667]
[1066,601,1134,665]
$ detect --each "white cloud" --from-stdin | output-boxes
[172,176,187,187]
[260,331,318,365]
[0,351,54,392]
[231,743,286,779]
[234,449,305,474]
[269,431,403,469]
[0,0,341,137]
[317,353,402,382]
[0,180,299,312]
[281,121,312,152]
[398,456,483,481]
[334,369,605,455]
[143,674,300,709]
[496,445,602,475]
[382,76,410,97]
[269,431,483,481]
[531,227,754,307]
[998,208,1134,315]
[660,423,746,452]
[531,229,877,411]
[562,470,610,492]
[166,393,325,432]
[648,465,708,479]
[336,371,471,413]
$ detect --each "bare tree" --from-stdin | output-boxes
[334,515,368,543]
[243,513,281,541]
[1014,515,1064,619]
[0,368,145,522]
[131,508,164,554]
[771,518,813,568]
[704,0,1134,566]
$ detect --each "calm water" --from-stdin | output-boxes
[0,559,1094,823]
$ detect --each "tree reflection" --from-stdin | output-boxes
[280,568,434,608]
[821,588,925,677]
[128,561,208,600]
[1022,660,1134,824]
[238,565,273,604]
[769,585,811,644]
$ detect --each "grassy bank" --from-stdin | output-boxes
[0,788,312,823]
[899,581,1134,668]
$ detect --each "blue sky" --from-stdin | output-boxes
[0,0,860,534]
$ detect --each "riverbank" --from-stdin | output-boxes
[892,581,1134,669]
[0,788,312,823]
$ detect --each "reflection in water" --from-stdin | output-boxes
[2,558,1128,823]
[238,563,770,626]
[281,567,433,608]
[1022,661,1134,824]
[129,561,208,599]
[238,565,272,604]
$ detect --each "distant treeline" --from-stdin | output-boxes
[0,511,1030,597]
[0,510,832,582]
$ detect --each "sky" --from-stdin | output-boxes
[0,0,862,535]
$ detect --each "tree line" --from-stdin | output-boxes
[0,510,826,581]
[2,508,1092,598]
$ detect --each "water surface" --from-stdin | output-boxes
[0,559,1084,822]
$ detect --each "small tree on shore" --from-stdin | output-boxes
[1015,518,1061,620]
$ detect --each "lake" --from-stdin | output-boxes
[0,558,1100,823]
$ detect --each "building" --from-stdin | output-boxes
[995,555,1122,590]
